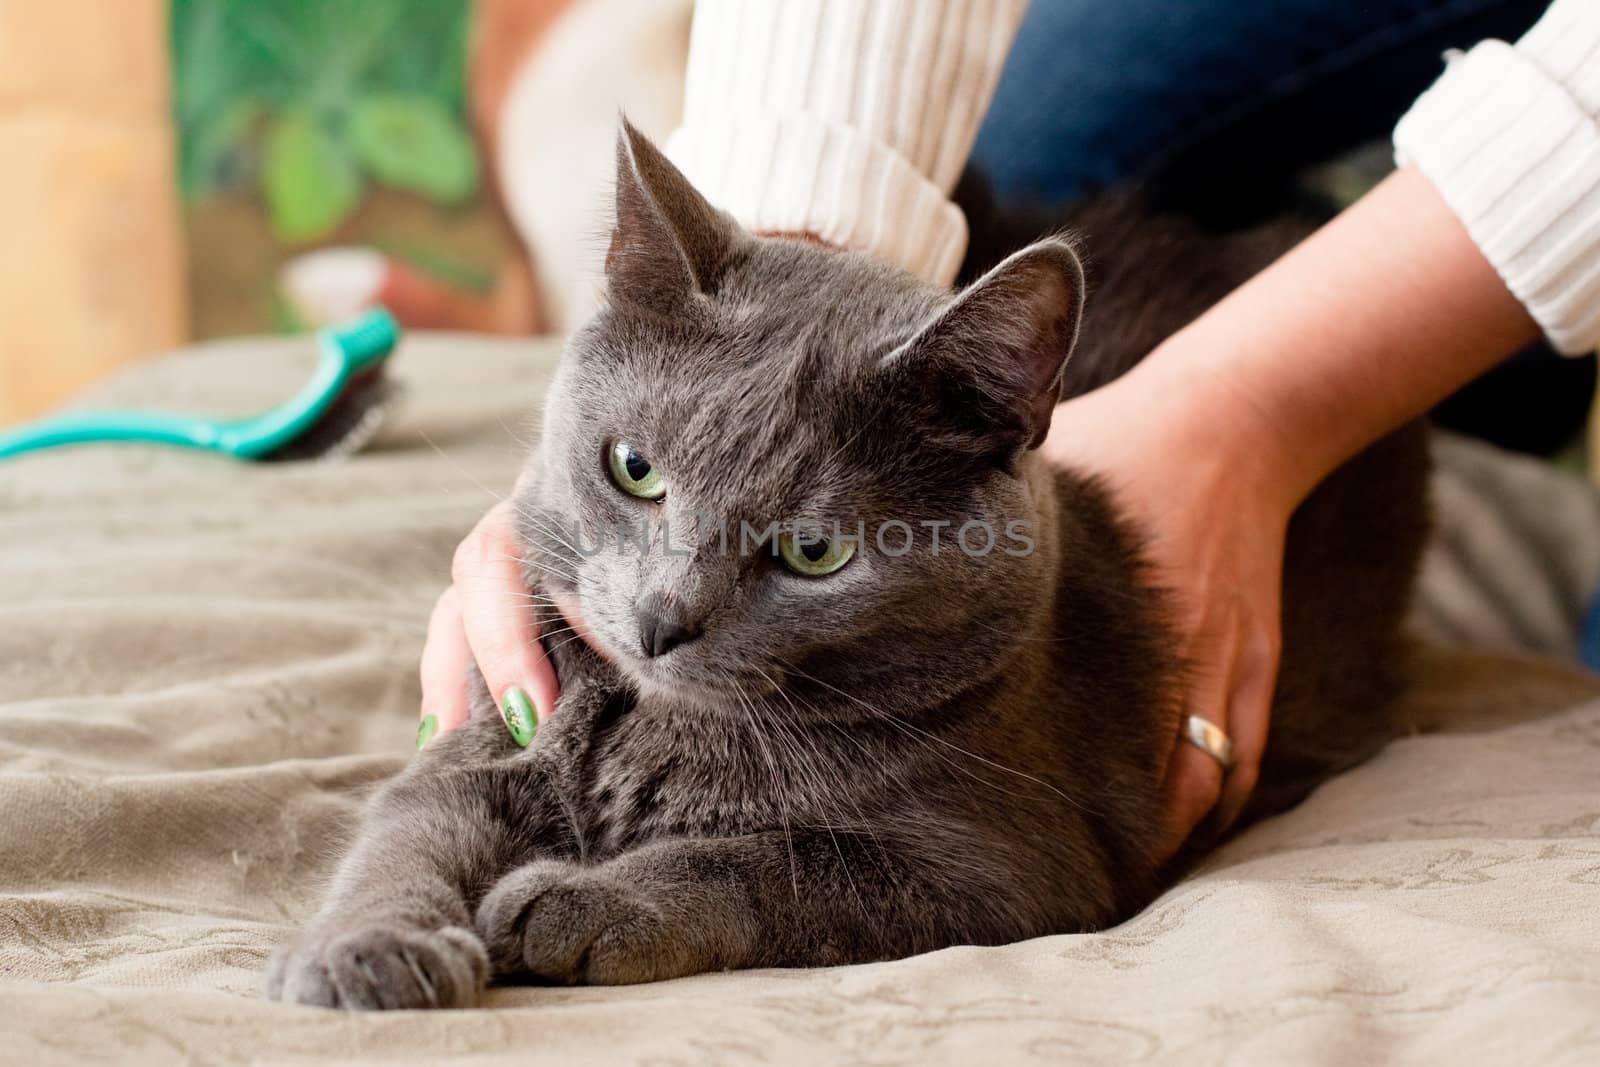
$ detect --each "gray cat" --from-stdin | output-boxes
[266,122,1428,1010]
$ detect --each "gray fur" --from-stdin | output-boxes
[267,122,1427,1009]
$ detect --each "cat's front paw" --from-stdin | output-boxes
[476,860,695,985]
[265,923,489,1010]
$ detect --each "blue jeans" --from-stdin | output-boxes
[971,0,1587,457]
[973,0,1551,203]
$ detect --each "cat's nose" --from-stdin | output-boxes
[638,606,702,658]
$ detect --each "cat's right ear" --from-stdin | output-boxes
[884,237,1085,455]
[606,118,743,314]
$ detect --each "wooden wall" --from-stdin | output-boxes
[0,0,187,426]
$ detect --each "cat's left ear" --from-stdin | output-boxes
[887,238,1084,452]
[606,118,744,314]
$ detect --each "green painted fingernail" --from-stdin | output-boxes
[415,713,438,750]
[501,687,536,747]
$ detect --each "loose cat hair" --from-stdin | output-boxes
[267,121,1428,1009]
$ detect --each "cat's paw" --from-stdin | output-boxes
[265,923,489,1010]
[476,860,694,985]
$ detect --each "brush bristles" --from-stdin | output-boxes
[262,370,400,462]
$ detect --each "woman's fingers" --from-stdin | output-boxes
[1157,594,1281,859]
[1157,616,1232,859]
[417,497,562,750]
[1038,374,1297,866]
[419,588,474,739]
[1210,620,1280,833]
[1161,742,1225,859]
[451,499,560,726]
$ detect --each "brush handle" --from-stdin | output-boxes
[0,410,223,459]
[0,309,400,461]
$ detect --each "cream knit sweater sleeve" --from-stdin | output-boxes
[1396,0,1600,355]
[664,0,1027,288]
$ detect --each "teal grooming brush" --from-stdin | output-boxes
[0,309,400,462]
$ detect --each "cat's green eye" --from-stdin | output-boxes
[607,441,666,500]
[778,531,855,577]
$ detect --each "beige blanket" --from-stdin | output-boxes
[3,334,1599,1065]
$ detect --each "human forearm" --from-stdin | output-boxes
[1041,165,1537,853]
[1028,0,1600,864]
[1118,166,1539,507]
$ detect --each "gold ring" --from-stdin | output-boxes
[1183,714,1235,771]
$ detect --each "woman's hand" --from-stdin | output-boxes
[1035,168,1542,856]
[417,498,560,747]
[1039,356,1300,860]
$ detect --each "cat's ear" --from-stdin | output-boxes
[887,238,1084,452]
[606,117,743,313]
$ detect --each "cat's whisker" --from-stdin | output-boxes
[500,589,563,602]
[404,438,588,558]
[754,672,867,811]
[752,672,883,909]
[520,551,580,580]
[447,579,561,600]
[492,413,541,455]
[514,562,582,585]
[780,692,897,849]
[448,581,573,602]
[785,665,1097,816]
[457,549,579,575]
[542,632,595,656]
[415,429,521,510]
[781,694,906,881]
[726,677,801,902]
[528,545,584,573]
[487,549,580,574]
[514,513,587,557]
[446,576,572,603]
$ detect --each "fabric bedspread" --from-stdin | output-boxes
[2,333,1599,1066]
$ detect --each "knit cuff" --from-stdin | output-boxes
[663,0,1026,288]
[666,115,968,286]
[1396,39,1600,356]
